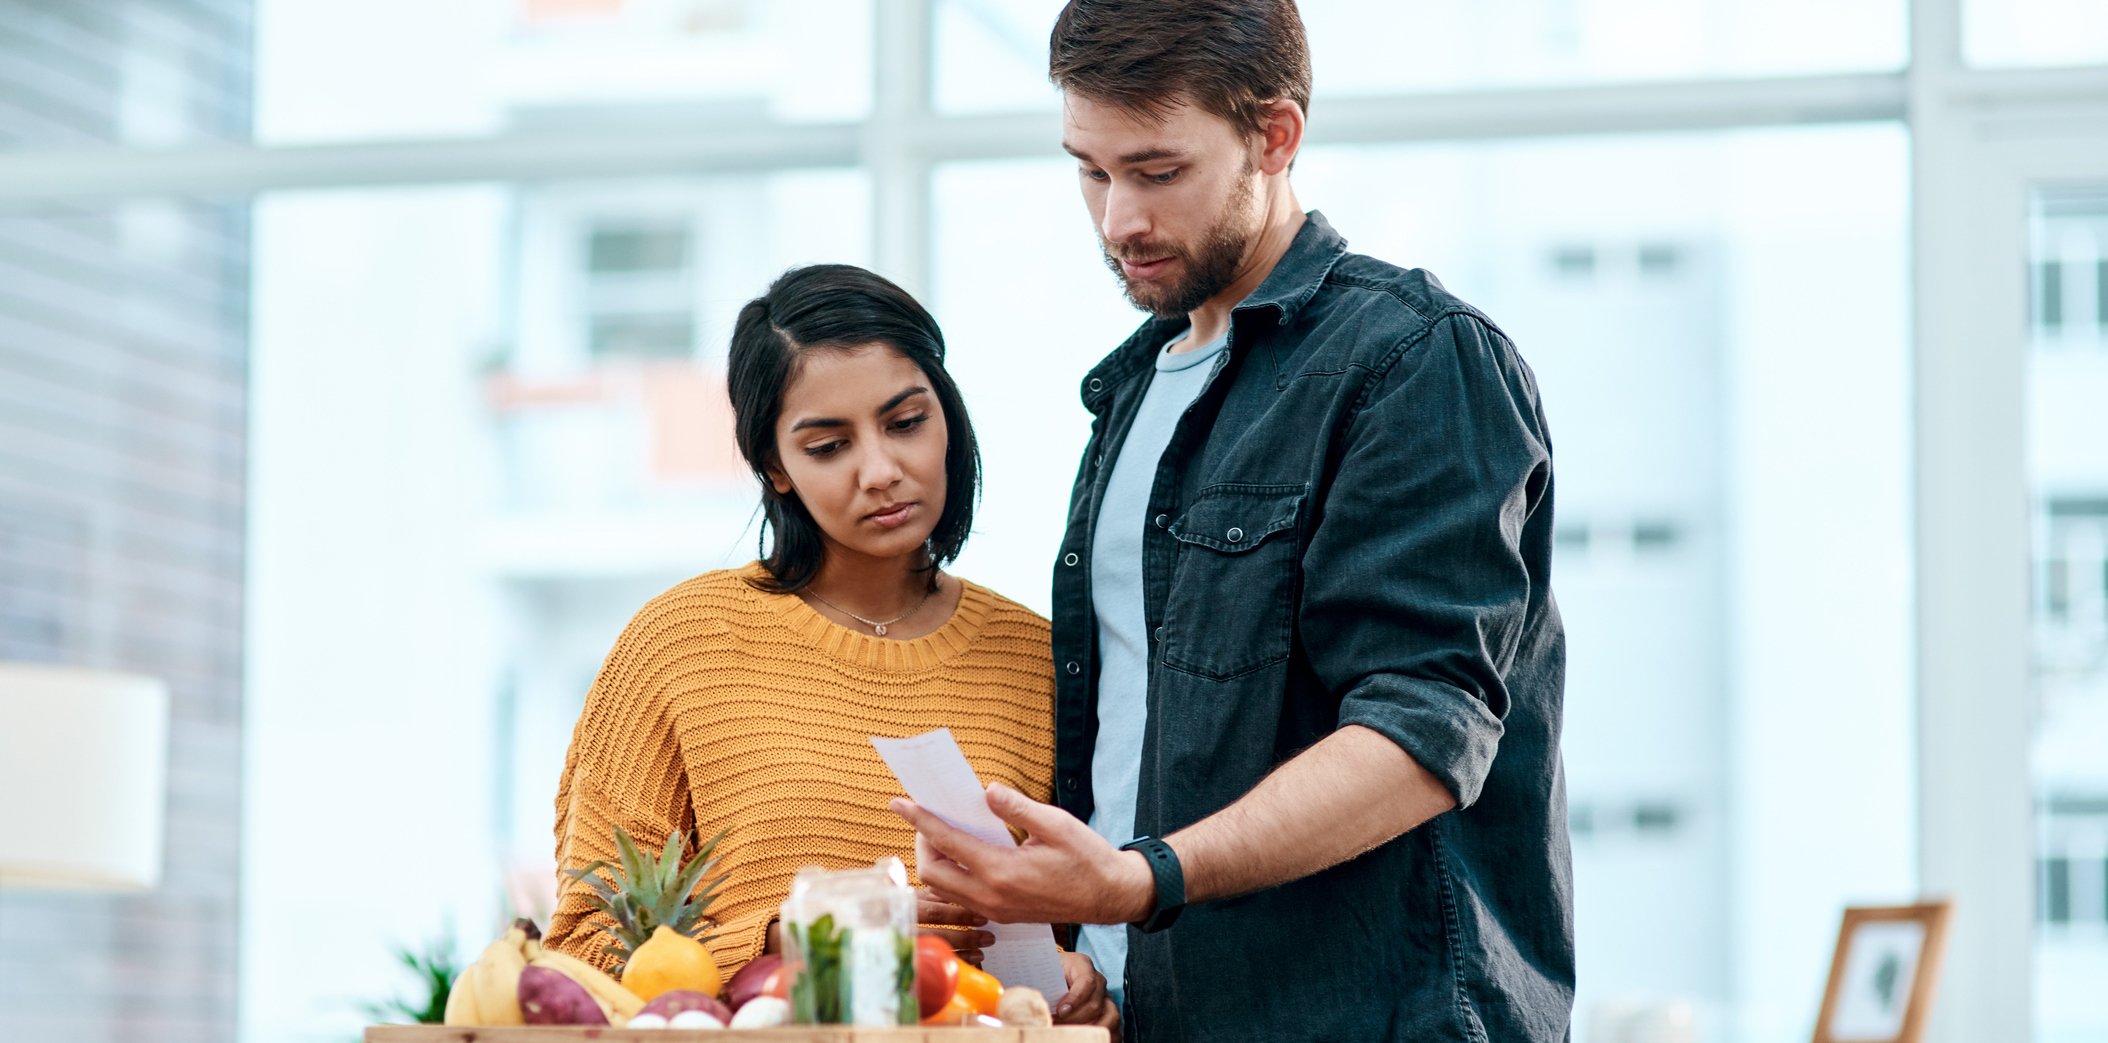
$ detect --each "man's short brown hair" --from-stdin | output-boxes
[1048,0,1312,139]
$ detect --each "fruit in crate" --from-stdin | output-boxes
[517,964,607,1025]
[637,988,732,1024]
[953,960,1005,1017]
[913,935,960,1017]
[442,918,645,1026]
[756,957,799,1003]
[625,924,724,1001]
[668,1008,726,1028]
[441,920,533,1025]
[998,985,1054,1027]
[564,825,729,995]
[523,939,646,1023]
[921,992,977,1026]
[729,995,793,1028]
[725,952,783,1011]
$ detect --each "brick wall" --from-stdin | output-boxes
[0,2,251,1040]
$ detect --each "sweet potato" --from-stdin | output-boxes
[516,964,608,1025]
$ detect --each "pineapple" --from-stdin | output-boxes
[565,826,729,973]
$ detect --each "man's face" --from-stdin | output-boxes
[1062,94,1262,319]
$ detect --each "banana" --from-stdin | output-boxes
[442,922,532,1026]
[526,937,647,1023]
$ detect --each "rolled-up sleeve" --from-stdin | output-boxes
[1301,313,1552,808]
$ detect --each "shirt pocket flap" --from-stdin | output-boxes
[1169,483,1307,554]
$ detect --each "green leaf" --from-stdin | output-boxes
[670,855,714,913]
[364,932,458,1025]
[656,829,684,891]
[613,828,652,888]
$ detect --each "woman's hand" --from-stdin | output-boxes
[1054,950,1118,1030]
[916,886,993,968]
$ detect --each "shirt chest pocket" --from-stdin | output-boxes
[1161,483,1306,680]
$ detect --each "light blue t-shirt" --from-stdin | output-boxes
[1076,330,1228,1008]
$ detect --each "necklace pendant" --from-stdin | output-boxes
[873,624,888,636]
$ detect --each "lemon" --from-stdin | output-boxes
[621,925,723,1002]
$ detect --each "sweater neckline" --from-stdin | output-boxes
[743,561,997,671]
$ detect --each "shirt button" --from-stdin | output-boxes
[1154,626,1166,641]
[1064,552,1080,567]
[1063,774,1079,792]
[1154,514,1169,529]
[1066,661,1081,676]
[1227,526,1245,543]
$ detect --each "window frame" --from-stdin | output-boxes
[3,1,2104,1040]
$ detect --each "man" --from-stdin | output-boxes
[892,2,1572,1039]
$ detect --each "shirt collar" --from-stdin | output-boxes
[1233,209,1349,326]
[1079,210,1348,412]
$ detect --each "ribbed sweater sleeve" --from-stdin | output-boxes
[547,606,698,972]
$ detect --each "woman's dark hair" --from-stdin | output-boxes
[727,264,980,594]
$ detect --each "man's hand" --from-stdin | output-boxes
[915,886,992,968]
[1054,950,1119,1030]
[890,782,1155,926]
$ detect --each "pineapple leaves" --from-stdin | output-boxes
[656,828,684,892]
[567,824,732,964]
[614,829,654,892]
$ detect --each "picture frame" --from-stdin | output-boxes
[1812,900,1955,1043]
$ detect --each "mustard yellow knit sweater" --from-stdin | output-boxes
[546,563,1055,981]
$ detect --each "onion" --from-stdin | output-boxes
[724,953,783,1012]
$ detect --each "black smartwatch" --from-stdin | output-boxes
[1120,835,1187,933]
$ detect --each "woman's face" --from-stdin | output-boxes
[770,344,950,567]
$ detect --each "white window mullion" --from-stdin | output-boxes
[867,0,934,299]
[1910,0,2042,1040]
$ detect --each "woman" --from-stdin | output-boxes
[546,264,1114,1029]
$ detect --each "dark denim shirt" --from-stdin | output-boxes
[1051,212,1573,1042]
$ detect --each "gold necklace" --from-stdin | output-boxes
[804,578,939,637]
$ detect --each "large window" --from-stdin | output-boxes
[935,0,1908,113]
[254,0,871,144]
[4,3,2106,1043]
[2029,189,2108,1043]
[1967,0,2108,68]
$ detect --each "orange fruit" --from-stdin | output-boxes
[953,962,1003,1016]
[621,925,723,1002]
[921,992,976,1026]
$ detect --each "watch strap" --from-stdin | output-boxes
[1120,835,1186,933]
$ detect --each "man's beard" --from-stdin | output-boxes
[1100,169,1256,319]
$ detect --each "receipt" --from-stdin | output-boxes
[870,728,1072,1002]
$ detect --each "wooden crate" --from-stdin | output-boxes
[365,1028,1109,1042]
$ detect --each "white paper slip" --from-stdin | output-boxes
[870,727,1072,1002]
